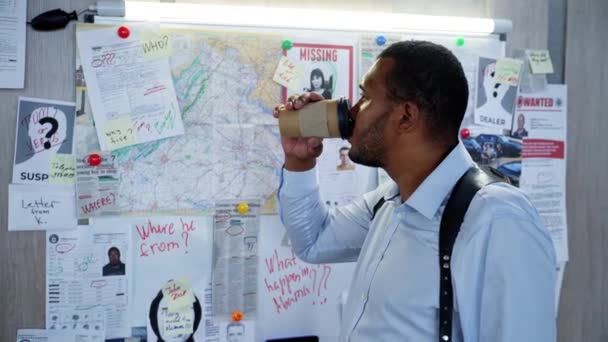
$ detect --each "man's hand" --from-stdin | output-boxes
[273,92,325,171]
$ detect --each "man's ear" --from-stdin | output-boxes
[396,101,421,133]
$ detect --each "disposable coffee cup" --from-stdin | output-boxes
[278,97,353,139]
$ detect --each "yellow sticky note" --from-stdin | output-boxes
[140,31,172,60]
[163,307,194,337]
[273,56,305,91]
[103,116,136,150]
[162,278,196,312]
[526,49,554,74]
[49,154,76,184]
[495,58,523,87]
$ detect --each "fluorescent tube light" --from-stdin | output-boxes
[120,1,511,35]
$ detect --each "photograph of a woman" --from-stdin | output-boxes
[305,68,332,99]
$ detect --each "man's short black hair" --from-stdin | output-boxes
[378,40,469,145]
[108,246,120,257]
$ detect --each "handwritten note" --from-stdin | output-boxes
[526,49,554,74]
[263,248,332,314]
[273,56,305,91]
[49,154,76,184]
[103,116,136,150]
[8,183,77,231]
[162,278,196,312]
[135,218,197,258]
[495,58,523,86]
[141,31,172,61]
[76,25,184,151]
[161,307,194,338]
[76,152,120,217]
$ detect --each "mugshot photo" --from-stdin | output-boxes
[102,246,126,276]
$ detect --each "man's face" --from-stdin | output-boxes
[109,250,120,265]
[348,58,396,168]
[517,114,525,129]
[227,325,244,342]
[339,150,349,164]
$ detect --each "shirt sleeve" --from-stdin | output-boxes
[478,215,557,342]
[278,166,383,264]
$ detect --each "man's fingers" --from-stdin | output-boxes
[308,141,323,156]
[307,137,323,149]
[273,104,285,119]
[279,92,324,113]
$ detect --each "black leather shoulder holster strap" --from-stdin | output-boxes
[371,165,508,342]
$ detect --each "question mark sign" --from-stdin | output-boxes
[163,35,169,48]
[181,231,189,254]
[39,117,59,150]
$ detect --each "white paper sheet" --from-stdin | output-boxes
[474,56,519,131]
[8,183,77,231]
[0,0,26,88]
[16,329,104,342]
[213,200,260,318]
[317,139,376,207]
[46,225,131,339]
[518,85,568,262]
[75,152,120,217]
[359,34,400,83]
[257,216,356,341]
[76,25,184,151]
[282,39,356,104]
[13,97,76,184]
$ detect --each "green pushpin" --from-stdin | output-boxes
[455,36,465,47]
[281,39,293,50]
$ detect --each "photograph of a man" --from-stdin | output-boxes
[226,322,245,342]
[102,246,125,276]
[511,113,529,139]
[336,146,355,171]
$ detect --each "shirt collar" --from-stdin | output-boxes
[385,141,474,220]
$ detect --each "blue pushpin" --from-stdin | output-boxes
[375,35,387,46]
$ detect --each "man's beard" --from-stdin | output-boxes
[348,111,389,168]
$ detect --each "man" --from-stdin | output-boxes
[102,246,125,276]
[273,41,556,342]
[512,113,529,139]
[226,322,245,342]
[336,146,355,171]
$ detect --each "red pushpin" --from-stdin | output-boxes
[460,127,471,140]
[231,310,243,322]
[88,153,102,166]
[117,26,130,39]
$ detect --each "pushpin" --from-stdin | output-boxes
[88,153,102,166]
[117,26,130,39]
[281,39,293,50]
[375,35,387,46]
[236,202,249,215]
[231,310,243,322]
[460,128,471,140]
[455,36,465,47]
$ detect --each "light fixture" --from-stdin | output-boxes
[113,1,511,36]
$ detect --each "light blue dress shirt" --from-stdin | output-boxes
[278,142,557,342]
